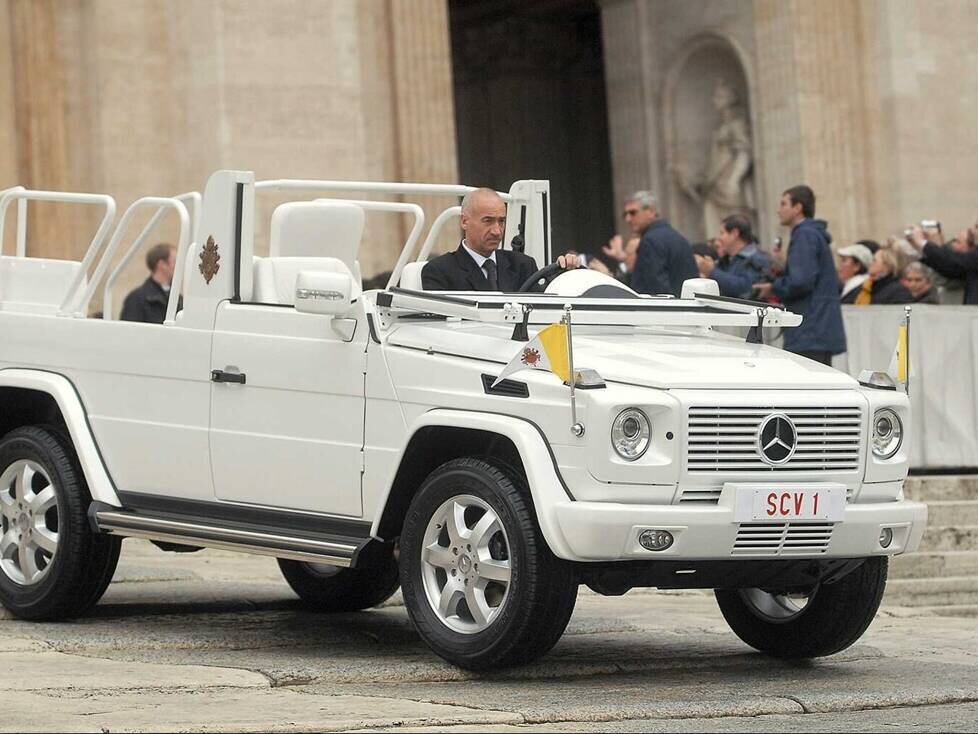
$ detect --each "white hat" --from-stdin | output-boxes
[837,244,873,270]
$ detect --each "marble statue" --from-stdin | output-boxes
[674,80,756,237]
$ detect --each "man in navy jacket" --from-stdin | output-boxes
[619,191,697,297]
[754,186,846,364]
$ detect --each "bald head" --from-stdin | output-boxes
[460,187,506,257]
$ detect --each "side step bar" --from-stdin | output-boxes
[93,507,365,567]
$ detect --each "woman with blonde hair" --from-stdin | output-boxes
[854,248,913,304]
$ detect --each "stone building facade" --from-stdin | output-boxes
[1,0,975,305]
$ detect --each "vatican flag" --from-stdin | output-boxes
[492,322,570,387]
[886,317,911,384]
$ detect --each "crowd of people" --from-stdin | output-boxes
[590,191,978,310]
[584,185,978,363]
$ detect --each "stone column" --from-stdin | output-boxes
[753,0,876,247]
[387,0,459,263]
[0,1,19,249]
[6,0,76,258]
[601,0,658,234]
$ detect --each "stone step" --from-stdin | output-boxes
[889,550,978,579]
[905,475,978,502]
[925,500,978,528]
[884,576,978,606]
[921,525,978,552]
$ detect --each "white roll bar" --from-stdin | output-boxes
[0,186,117,261]
[100,192,200,320]
[65,197,190,317]
[256,179,511,201]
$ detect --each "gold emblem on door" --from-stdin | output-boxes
[199,235,221,284]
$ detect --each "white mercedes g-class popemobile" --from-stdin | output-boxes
[0,171,926,670]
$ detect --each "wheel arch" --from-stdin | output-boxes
[0,369,121,507]
[371,410,575,559]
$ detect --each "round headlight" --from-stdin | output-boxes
[872,408,903,459]
[611,408,651,460]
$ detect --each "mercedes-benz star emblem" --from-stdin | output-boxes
[757,413,798,465]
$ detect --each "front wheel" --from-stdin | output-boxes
[399,457,578,670]
[0,426,121,620]
[715,556,888,658]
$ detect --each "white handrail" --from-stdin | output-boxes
[65,196,189,317]
[256,179,510,201]
[0,187,116,262]
[101,191,200,320]
[416,205,461,263]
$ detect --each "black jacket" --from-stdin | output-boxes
[921,242,978,305]
[867,274,913,304]
[421,244,539,292]
[630,219,697,297]
[120,277,170,324]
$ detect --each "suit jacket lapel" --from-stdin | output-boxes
[495,251,517,292]
[454,244,489,291]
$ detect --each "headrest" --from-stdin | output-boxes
[269,201,364,275]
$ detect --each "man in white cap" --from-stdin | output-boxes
[836,243,873,304]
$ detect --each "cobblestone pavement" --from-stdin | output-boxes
[2,540,976,733]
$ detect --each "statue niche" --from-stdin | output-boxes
[672,78,756,240]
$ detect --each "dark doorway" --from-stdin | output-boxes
[449,0,614,257]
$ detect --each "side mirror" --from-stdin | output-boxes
[293,270,356,316]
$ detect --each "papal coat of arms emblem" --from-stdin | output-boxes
[521,347,541,366]
[199,236,220,284]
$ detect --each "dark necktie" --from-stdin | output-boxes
[483,259,498,290]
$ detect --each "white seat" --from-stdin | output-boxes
[252,201,365,306]
[0,256,84,314]
[399,261,426,291]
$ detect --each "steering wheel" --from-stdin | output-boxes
[517,262,564,293]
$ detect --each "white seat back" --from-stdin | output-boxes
[398,261,426,291]
[270,200,364,278]
[255,201,365,306]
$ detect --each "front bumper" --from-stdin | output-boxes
[554,496,927,562]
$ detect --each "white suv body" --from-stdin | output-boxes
[0,171,926,669]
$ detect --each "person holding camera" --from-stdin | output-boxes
[694,214,770,299]
[908,219,978,305]
[753,185,845,365]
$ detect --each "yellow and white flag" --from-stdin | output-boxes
[492,322,570,387]
[887,316,912,384]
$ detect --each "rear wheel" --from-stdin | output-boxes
[278,549,400,612]
[715,557,887,658]
[0,426,120,620]
[399,457,578,670]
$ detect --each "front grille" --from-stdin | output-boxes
[687,406,862,473]
[732,522,834,556]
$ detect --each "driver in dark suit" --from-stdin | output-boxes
[421,188,579,291]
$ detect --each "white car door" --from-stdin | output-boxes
[208,301,366,517]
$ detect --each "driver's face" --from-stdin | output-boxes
[461,192,506,258]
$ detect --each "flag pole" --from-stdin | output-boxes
[904,305,911,396]
[563,304,583,437]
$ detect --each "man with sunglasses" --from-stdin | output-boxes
[604,191,696,297]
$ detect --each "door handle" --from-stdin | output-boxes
[211,369,246,384]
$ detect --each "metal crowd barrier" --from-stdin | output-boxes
[832,304,978,470]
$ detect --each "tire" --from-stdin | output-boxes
[278,549,400,612]
[399,457,578,670]
[715,556,888,658]
[0,426,121,620]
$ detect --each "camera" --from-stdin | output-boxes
[920,219,941,232]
